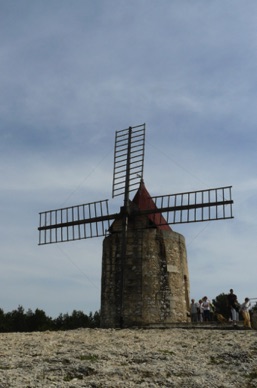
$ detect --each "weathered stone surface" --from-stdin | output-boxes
[0,328,256,387]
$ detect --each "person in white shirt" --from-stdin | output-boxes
[190,299,199,322]
[202,296,211,321]
[240,297,252,329]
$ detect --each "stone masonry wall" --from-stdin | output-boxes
[101,215,190,328]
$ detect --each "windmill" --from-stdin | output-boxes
[38,123,233,327]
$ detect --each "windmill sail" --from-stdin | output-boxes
[38,185,233,245]
[38,124,233,243]
[141,185,233,226]
[38,199,114,245]
[112,124,145,199]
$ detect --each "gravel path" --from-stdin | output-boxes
[0,328,256,387]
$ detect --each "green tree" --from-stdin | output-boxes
[89,310,100,328]
[26,308,53,331]
[5,305,27,332]
[212,292,230,320]
[0,306,100,332]
[0,308,6,331]
[252,302,257,312]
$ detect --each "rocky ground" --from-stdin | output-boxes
[0,327,256,387]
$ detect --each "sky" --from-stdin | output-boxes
[1,0,257,318]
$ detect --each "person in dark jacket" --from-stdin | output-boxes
[227,289,239,326]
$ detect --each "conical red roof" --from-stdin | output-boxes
[132,180,172,231]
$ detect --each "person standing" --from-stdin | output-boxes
[190,299,199,322]
[227,289,239,326]
[202,296,211,321]
[240,298,252,329]
[198,299,203,322]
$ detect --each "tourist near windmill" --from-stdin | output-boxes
[190,291,256,327]
[38,124,234,328]
[240,297,252,329]
[227,289,240,326]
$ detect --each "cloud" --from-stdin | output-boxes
[0,1,257,316]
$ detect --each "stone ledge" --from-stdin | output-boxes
[131,322,254,330]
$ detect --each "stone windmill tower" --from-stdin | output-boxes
[38,124,233,328]
[101,179,190,328]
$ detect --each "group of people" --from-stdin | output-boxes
[190,289,252,329]
[190,296,215,323]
